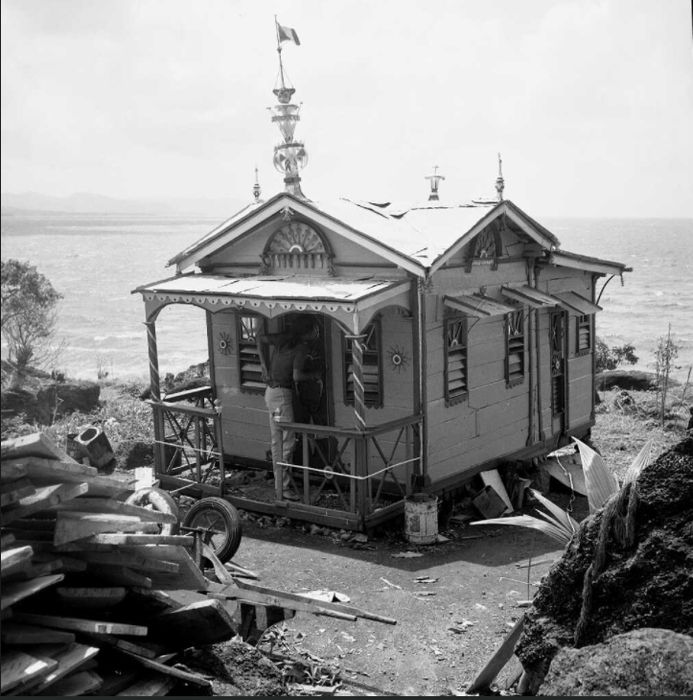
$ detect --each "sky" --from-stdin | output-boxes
[1,0,692,218]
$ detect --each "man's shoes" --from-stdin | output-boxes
[282,491,300,502]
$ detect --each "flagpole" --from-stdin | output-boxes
[274,16,286,90]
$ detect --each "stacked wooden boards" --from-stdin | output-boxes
[0,432,230,696]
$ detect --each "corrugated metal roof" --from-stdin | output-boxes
[444,294,517,318]
[135,273,407,304]
[552,291,602,315]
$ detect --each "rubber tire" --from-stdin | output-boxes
[182,496,242,563]
[125,487,180,536]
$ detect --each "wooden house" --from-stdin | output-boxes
[134,189,630,530]
[134,39,629,530]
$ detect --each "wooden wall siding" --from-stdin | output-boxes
[432,261,528,309]
[567,353,593,429]
[203,217,405,273]
[438,220,530,268]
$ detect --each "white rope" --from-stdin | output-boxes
[153,438,222,459]
[277,457,418,481]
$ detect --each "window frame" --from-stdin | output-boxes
[444,315,469,406]
[575,314,592,356]
[342,319,383,409]
[236,313,266,394]
[505,309,526,388]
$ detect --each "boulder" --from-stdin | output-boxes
[515,437,693,693]
[595,370,659,392]
[538,628,693,696]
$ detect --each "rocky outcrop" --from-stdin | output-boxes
[595,369,659,391]
[515,437,693,693]
[537,628,693,696]
[2,380,100,425]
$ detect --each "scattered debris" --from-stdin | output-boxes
[300,590,351,604]
[380,577,402,589]
[414,576,438,584]
[391,551,423,559]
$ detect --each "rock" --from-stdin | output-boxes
[115,439,154,470]
[595,369,659,392]
[538,628,693,696]
[1,379,100,425]
[515,437,693,692]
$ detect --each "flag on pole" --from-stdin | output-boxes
[277,23,300,45]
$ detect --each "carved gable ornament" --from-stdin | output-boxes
[261,221,335,275]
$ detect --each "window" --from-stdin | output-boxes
[343,321,382,408]
[445,317,468,404]
[505,310,525,387]
[576,314,592,355]
[237,314,265,393]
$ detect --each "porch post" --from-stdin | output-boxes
[346,332,368,525]
[145,320,166,472]
[346,334,368,431]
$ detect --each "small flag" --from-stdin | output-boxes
[277,23,300,45]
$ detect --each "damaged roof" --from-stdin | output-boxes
[168,191,628,277]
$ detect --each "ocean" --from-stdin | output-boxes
[1,211,692,384]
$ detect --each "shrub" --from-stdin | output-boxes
[595,337,638,373]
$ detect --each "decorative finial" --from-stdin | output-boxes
[271,18,307,197]
[495,153,505,201]
[253,166,262,202]
[425,166,445,201]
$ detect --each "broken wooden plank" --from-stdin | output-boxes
[1,622,76,645]
[116,672,176,696]
[13,612,148,636]
[0,476,36,507]
[36,670,102,696]
[31,642,100,694]
[2,482,89,525]
[2,456,134,497]
[232,579,397,625]
[0,544,34,578]
[85,632,168,660]
[54,510,159,546]
[58,533,194,547]
[32,552,87,573]
[1,432,77,464]
[51,497,178,525]
[148,599,238,648]
[1,573,64,610]
[0,461,27,484]
[465,613,526,694]
[116,649,212,688]
[56,587,127,609]
[206,585,356,622]
[0,650,58,694]
[70,550,180,573]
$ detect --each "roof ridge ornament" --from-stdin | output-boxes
[271,17,307,198]
[425,166,445,201]
[495,153,505,202]
[253,166,262,203]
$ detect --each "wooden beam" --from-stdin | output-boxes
[116,672,176,696]
[51,498,177,524]
[54,511,159,546]
[0,477,36,507]
[31,642,100,694]
[14,612,148,637]
[1,574,64,610]
[0,651,58,694]
[42,670,103,696]
[1,432,77,464]
[2,482,89,524]
[0,545,34,578]
[1,622,75,645]
[116,649,212,688]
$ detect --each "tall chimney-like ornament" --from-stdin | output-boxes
[271,19,307,197]
[495,153,505,202]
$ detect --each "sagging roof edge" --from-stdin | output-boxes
[545,250,632,275]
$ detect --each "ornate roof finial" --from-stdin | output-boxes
[425,165,445,201]
[271,18,307,198]
[495,153,505,201]
[253,166,262,202]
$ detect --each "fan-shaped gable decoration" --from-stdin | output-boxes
[260,220,335,275]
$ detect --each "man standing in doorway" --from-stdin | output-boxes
[257,317,320,501]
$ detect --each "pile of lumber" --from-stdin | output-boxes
[1,432,227,696]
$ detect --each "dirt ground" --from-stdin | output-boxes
[210,512,568,697]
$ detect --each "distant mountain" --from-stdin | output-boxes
[0,191,247,217]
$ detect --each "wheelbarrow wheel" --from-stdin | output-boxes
[182,497,242,563]
[125,487,180,536]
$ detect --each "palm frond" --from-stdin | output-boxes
[623,439,653,485]
[573,437,619,513]
[529,488,580,534]
[470,515,571,545]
